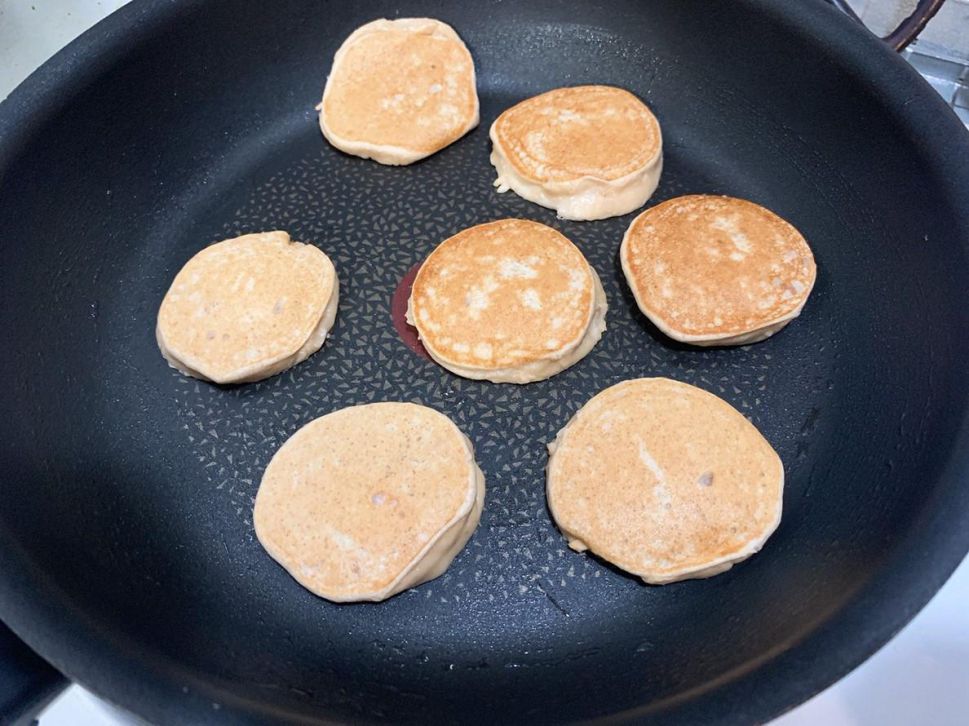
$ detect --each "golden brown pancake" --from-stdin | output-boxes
[407,219,607,384]
[156,231,339,384]
[547,378,784,584]
[318,18,479,165]
[490,85,663,220]
[254,402,485,602]
[621,195,816,345]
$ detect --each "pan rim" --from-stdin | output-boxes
[1,0,968,723]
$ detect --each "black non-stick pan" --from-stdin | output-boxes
[2,0,968,723]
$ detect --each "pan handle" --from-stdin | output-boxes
[0,622,68,724]
[827,0,946,52]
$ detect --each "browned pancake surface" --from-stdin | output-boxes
[492,85,661,183]
[622,195,816,338]
[410,219,595,371]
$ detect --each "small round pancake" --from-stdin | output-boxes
[490,85,663,220]
[407,219,608,384]
[547,378,784,585]
[620,195,816,346]
[157,231,339,384]
[318,18,479,165]
[254,402,485,602]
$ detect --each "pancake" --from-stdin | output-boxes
[620,195,816,346]
[547,378,784,584]
[253,402,485,602]
[407,219,607,384]
[490,85,663,220]
[156,231,339,384]
[318,18,479,165]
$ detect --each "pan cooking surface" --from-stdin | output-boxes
[1,1,968,723]
[175,96,837,604]
[135,87,840,713]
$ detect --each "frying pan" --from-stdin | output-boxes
[1,0,968,723]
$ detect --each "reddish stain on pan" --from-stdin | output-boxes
[391,261,431,360]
